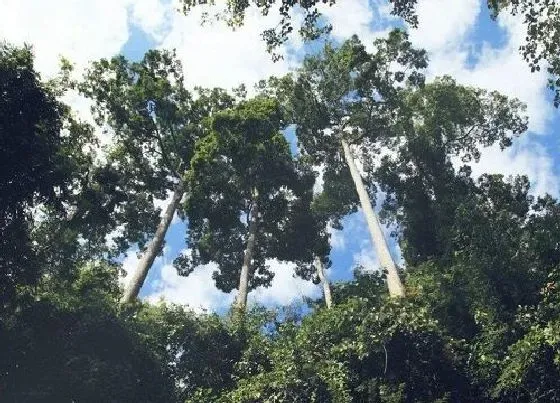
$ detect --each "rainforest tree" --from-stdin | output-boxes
[79,50,236,302]
[176,97,317,311]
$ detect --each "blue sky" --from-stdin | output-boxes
[2,0,558,311]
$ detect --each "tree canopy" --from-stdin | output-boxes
[1,9,560,402]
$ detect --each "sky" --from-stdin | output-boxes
[2,0,559,312]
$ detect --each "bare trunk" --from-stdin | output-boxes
[121,182,184,303]
[314,256,333,308]
[235,193,259,312]
[341,139,405,297]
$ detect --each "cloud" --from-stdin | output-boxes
[153,188,185,223]
[250,259,321,306]
[311,159,327,196]
[146,258,320,311]
[402,0,558,195]
[0,0,141,150]
[0,0,132,78]
[333,206,403,273]
[328,225,346,250]
[406,0,481,52]
[155,2,302,91]
[353,241,380,273]
[119,244,171,288]
[147,263,236,312]
[119,251,141,288]
[129,0,170,41]
[465,139,560,196]
[319,0,375,42]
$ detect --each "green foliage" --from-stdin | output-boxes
[79,50,215,255]
[0,43,95,307]
[0,43,65,217]
[494,267,560,401]
[0,263,175,402]
[376,76,528,266]
[132,303,246,402]
[205,293,471,402]
[177,97,316,291]
[2,24,560,402]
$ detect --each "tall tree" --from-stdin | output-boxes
[79,50,235,303]
[269,30,427,297]
[0,43,96,307]
[175,97,315,311]
[304,160,364,308]
[376,76,528,266]
[285,181,335,309]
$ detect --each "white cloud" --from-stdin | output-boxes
[353,241,380,273]
[147,263,236,312]
[119,244,171,288]
[319,0,375,42]
[312,164,325,194]
[406,0,481,52]
[464,139,560,196]
[407,0,553,133]
[334,207,403,273]
[317,0,396,52]
[328,225,346,250]
[146,257,320,310]
[105,224,126,252]
[119,251,141,288]
[250,259,321,306]
[0,0,132,78]
[153,188,185,223]
[156,2,302,91]
[130,0,170,41]
[0,0,138,150]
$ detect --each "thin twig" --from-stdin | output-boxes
[383,344,388,375]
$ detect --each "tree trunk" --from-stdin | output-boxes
[314,255,333,308]
[121,181,184,303]
[341,139,405,297]
[235,193,259,312]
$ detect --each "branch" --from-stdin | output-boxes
[151,121,181,178]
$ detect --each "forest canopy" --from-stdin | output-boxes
[1,1,560,402]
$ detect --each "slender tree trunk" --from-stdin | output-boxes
[341,139,405,297]
[121,181,184,303]
[235,192,259,312]
[314,255,333,308]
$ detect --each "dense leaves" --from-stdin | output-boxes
[1,20,560,402]
[0,263,175,402]
[0,44,95,307]
[177,97,317,299]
